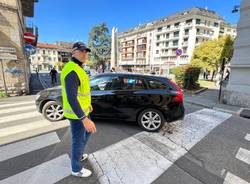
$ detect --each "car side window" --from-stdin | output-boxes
[148,80,170,90]
[90,76,112,91]
[112,77,146,90]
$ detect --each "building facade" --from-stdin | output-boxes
[30,43,59,71]
[223,0,250,108]
[118,7,236,75]
[0,0,38,96]
[30,42,72,71]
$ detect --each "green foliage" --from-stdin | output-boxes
[0,91,7,98]
[172,65,201,90]
[191,35,234,72]
[88,23,111,70]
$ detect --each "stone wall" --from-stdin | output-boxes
[0,0,30,96]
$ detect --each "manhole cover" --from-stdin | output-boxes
[240,109,250,119]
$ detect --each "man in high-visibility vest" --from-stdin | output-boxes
[61,42,96,178]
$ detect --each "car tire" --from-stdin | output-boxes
[42,101,64,122]
[138,108,165,132]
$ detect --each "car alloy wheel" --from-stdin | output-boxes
[138,109,164,132]
[42,101,64,122]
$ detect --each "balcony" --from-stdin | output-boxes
[21,0,39,17]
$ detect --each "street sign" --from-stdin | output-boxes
[0,54,17,60]
[24,44,36,55]
[24,32,36,44]
[0,47,16,53]
[176,49,182,56]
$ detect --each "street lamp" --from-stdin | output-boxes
[232,5,240,13]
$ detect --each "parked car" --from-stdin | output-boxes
[35,73,184,132]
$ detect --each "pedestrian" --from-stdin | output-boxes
[36,67,39,78]
[50,67,58,85]
[110,67,115,72]
[61,42,96,178]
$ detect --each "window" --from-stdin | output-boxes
[196,19,201,24]
[111,77,146,90]
[196,28,200,34]
[53,51,56,55]
[167,25,170,29]
[156,50,159,54]
[156,43,160,47]
[148,80,169,90]
[165,41,169,47]
[173,40,178,46]
[157,35,160,40]
[174,31,179,37]
[166,33,169,38]
[90,76,112,91]
[183,47,187,54]
[186,19,192,24]
[43,50,45,54]
[185,29,189,35]
[184,38,188,42]
[157,27,162,32]
[174,22,180,27]
[38,57,40,60]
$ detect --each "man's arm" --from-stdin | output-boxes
[64,71,85,120]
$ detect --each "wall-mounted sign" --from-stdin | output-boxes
[24,32,36,44]
[0,54,17,60]
[0,47,16,53]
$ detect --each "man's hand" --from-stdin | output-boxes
[82,117,96,133]
[89,105,93,113]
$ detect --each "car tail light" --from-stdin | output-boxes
[167,79,183,103]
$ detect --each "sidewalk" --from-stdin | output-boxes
[184,89,249,118]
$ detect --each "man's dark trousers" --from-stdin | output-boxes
[69,118,91,172]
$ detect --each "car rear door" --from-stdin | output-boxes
[111,76,148,120]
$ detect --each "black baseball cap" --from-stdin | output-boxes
[72,42,91,52]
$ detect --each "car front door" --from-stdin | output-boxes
[90,75,116,119]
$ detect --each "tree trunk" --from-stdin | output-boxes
[211,71,215,81]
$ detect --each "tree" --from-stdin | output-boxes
[88,23,111,71]
[191,35,234,80]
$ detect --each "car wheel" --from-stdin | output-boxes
[42,101,64,122]
[138,108,165,132]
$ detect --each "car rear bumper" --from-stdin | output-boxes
[165,102,185,122]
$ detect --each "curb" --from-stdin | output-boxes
[184,100,241,116]
[184,87,208,95]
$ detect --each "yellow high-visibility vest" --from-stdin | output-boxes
[61,61,91,119]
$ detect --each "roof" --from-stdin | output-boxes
[95,72,168,79]
[37,43,58,49]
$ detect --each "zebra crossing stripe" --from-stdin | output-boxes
[0,132,60,162]
[0,154,71,184]
[0,111,41,124]
[0,105,35,115]
[224,172,250,184]
[88,108,232,184]
[244,134,250,142]
[235,147,250,165]
[0,101,34,108]
[0,120,51,138]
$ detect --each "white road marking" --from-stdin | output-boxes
[0,101,34,108]
[0,120,51,138]
[236,147,250,165]
[0,105,36,115]
[0,154,71,184]
[244,134,250,142]
[0,132,60,162]
[88,109,232,184]
[224,172,250,184]
[0,111,41,124]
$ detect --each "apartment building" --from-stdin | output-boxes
[30,43,59,71]
[30,42,72,71]
[118,7,236,75]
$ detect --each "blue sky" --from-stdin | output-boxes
[28,0,241,43]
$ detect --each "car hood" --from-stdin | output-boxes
[38,86,62,96]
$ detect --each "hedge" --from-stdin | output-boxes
[172,65,201,90]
